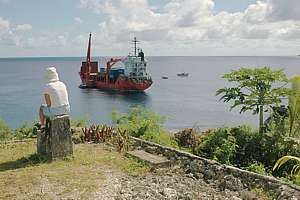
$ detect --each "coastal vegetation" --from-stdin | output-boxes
[112,106,178,148]
[0,119,40,141]
[216,67,290,133]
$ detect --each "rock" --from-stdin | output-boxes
[37,115,73,160]
[219,175,244,191]
[163,188,177,198]
[239,190,258,200]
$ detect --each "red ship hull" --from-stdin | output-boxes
[79,73,152,92]
[96,76,152,91]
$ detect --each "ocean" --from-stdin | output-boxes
[0,56,299,130]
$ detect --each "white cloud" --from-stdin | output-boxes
[76,0,300,56]
[266,0,300,21]
[0,17,10,33]
[0,17,18,46]
[2,0,300,56]
[74,17,83,23]
[15,24,32,32]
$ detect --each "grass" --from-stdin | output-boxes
[0,140,149,199]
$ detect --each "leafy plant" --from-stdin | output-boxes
[112,106,178,148]
[174,128,200,153]
[14,123,35,139]
[288,75,300,137]
[80,125,114,143]
[0,118,13,141]
[112,128,130,152]
[247,162,268,175]
[217,67,289,133]
[196,127,238,164]
[196,125,300,175]
[273,156,300,176]
[71,118,88,127]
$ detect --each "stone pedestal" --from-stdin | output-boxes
[37,115,73,160]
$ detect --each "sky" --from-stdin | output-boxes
[0,0,299,57]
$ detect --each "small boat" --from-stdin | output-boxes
[177,72,189,77]
[162,76,168,79]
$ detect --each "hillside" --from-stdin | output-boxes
[0,140,272,200]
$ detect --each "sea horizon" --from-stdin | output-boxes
[0,55,299,59]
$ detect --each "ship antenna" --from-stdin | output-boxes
[132,37,140,57]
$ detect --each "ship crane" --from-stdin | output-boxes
[105,58,123,83]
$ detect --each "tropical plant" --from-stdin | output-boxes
[80,124,114,143]
[71,117,88,127]
[216,67,289,133]
[246,162,268,175]
[112,106,178,148]
[0,118,13,141]
[196,127,239,165]
[112,128,130,152]
[273,156,300,176]
[289,75,300,137]
[14,123,34,139]
[174,128,200,153]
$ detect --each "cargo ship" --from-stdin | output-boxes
[79,33,152,91]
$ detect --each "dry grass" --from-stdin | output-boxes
[0,140,149,199]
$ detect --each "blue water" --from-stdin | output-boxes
[0,56,299,130]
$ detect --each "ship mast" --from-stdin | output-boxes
[86,32,92,83]
[132,37,140,57]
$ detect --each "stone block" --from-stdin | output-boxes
[126,150,170,168]
[37,115,73,160]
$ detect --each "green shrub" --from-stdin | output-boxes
[246,162,268,175]
[0,118,13,141]
[14,123,33,139]
[196,125,300,173]
[71,118,88,127]
[14,122,40,140]
[196,127,238,164]
[112,106,178,148]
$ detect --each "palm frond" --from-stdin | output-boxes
[291,164,300,176]
[273,156,300,172]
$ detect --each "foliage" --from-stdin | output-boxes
[174,128,200,153]
[81,125,114,143]
[216,67,289,133]
[71,117,88,127]
[251,188,273,200]
[0,118,13,141]
[246,162,268,175]
[196,127,239,164]
[112,106,178,148]
[196,125,300,176]
[288,75,300,137]
[0,118,40,141]
[273,156,300,176]
[14,122,39,139]
[111,128,130,152]
[80,124,131,152]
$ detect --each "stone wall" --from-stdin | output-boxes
[131,137,300,200]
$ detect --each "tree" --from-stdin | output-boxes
[216,67,289,133]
